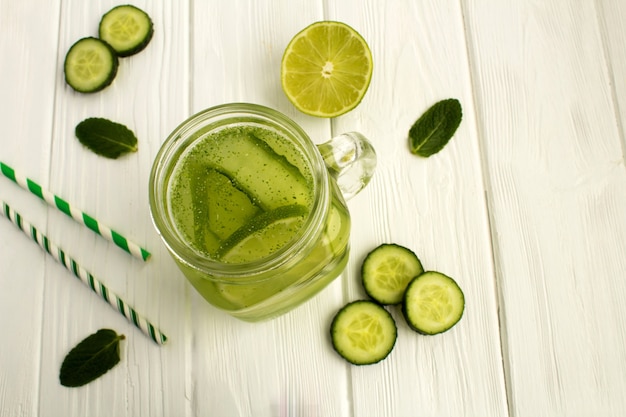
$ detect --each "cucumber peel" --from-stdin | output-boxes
[331,243,465,365]
[361,243,424,305]
[402,271,465,335]
[99,5,154,57]
[64,6,154,93]
[330,300,397,365]
[217,204,308,263]
[64,37,118,93]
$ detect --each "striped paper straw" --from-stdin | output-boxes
[1,201,167,345]
[0,161,150,261]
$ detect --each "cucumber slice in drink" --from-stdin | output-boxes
[217,204,308,263]
[402,271,465,335]
[179,161,220,255]
[325,203,349,254]
[331,300,397,365]
[98,5,154,57]
[64,37,118,93]
[361,244,424,305]
[184,166,260,254]
[179,161,260,249]
[205,130,311,211]
[205,168,260,240]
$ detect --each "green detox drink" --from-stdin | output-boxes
[150,104,376,321]
[168,123,350,319]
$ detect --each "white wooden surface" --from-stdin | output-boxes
[1,1,625,416]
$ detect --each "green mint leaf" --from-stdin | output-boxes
[75,117,138,159]
[60,329,125,387]
[409,98,462,157]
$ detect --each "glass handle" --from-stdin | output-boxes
[316,132,377,201]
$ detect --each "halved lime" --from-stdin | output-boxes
[281,21,373,118]
[217,204,308,263]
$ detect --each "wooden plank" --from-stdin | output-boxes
[0,1,60,416]
[463,0,626,415]
[5,1,625,416]
[597,0,626,146]
[35,1,191,416]
[186,2,357,417]
[328,1,509,416]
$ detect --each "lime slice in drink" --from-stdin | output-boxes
[281,21,373,118]
[218,204,308,263]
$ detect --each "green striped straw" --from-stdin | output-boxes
[1,200,166,345]
[0,161,150,261]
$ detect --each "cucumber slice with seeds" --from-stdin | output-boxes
[203,130,312,211]
[402,271,465,335]
[361,243,424,305]
[331,300,397,365]
[217,204,308,263]
[64,37,119,93]
[99,5,154,57]
[204,168,261,240]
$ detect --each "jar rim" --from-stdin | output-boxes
[149,103,330,278]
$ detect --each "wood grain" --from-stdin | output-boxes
[1,0,625,416]
[187,2,348,416]
[0,2,60,416]
[329,1,508,416]
[463,0,626,415]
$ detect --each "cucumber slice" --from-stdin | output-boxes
[64,37,119,93]
[206,131,312,211]
[361,243,424,305]
[402,271,465,335]
[217,204,308,263]
[204,168,261,240]
[331,300,397,365]
[98,5,154,57]
[187,166,260,256]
